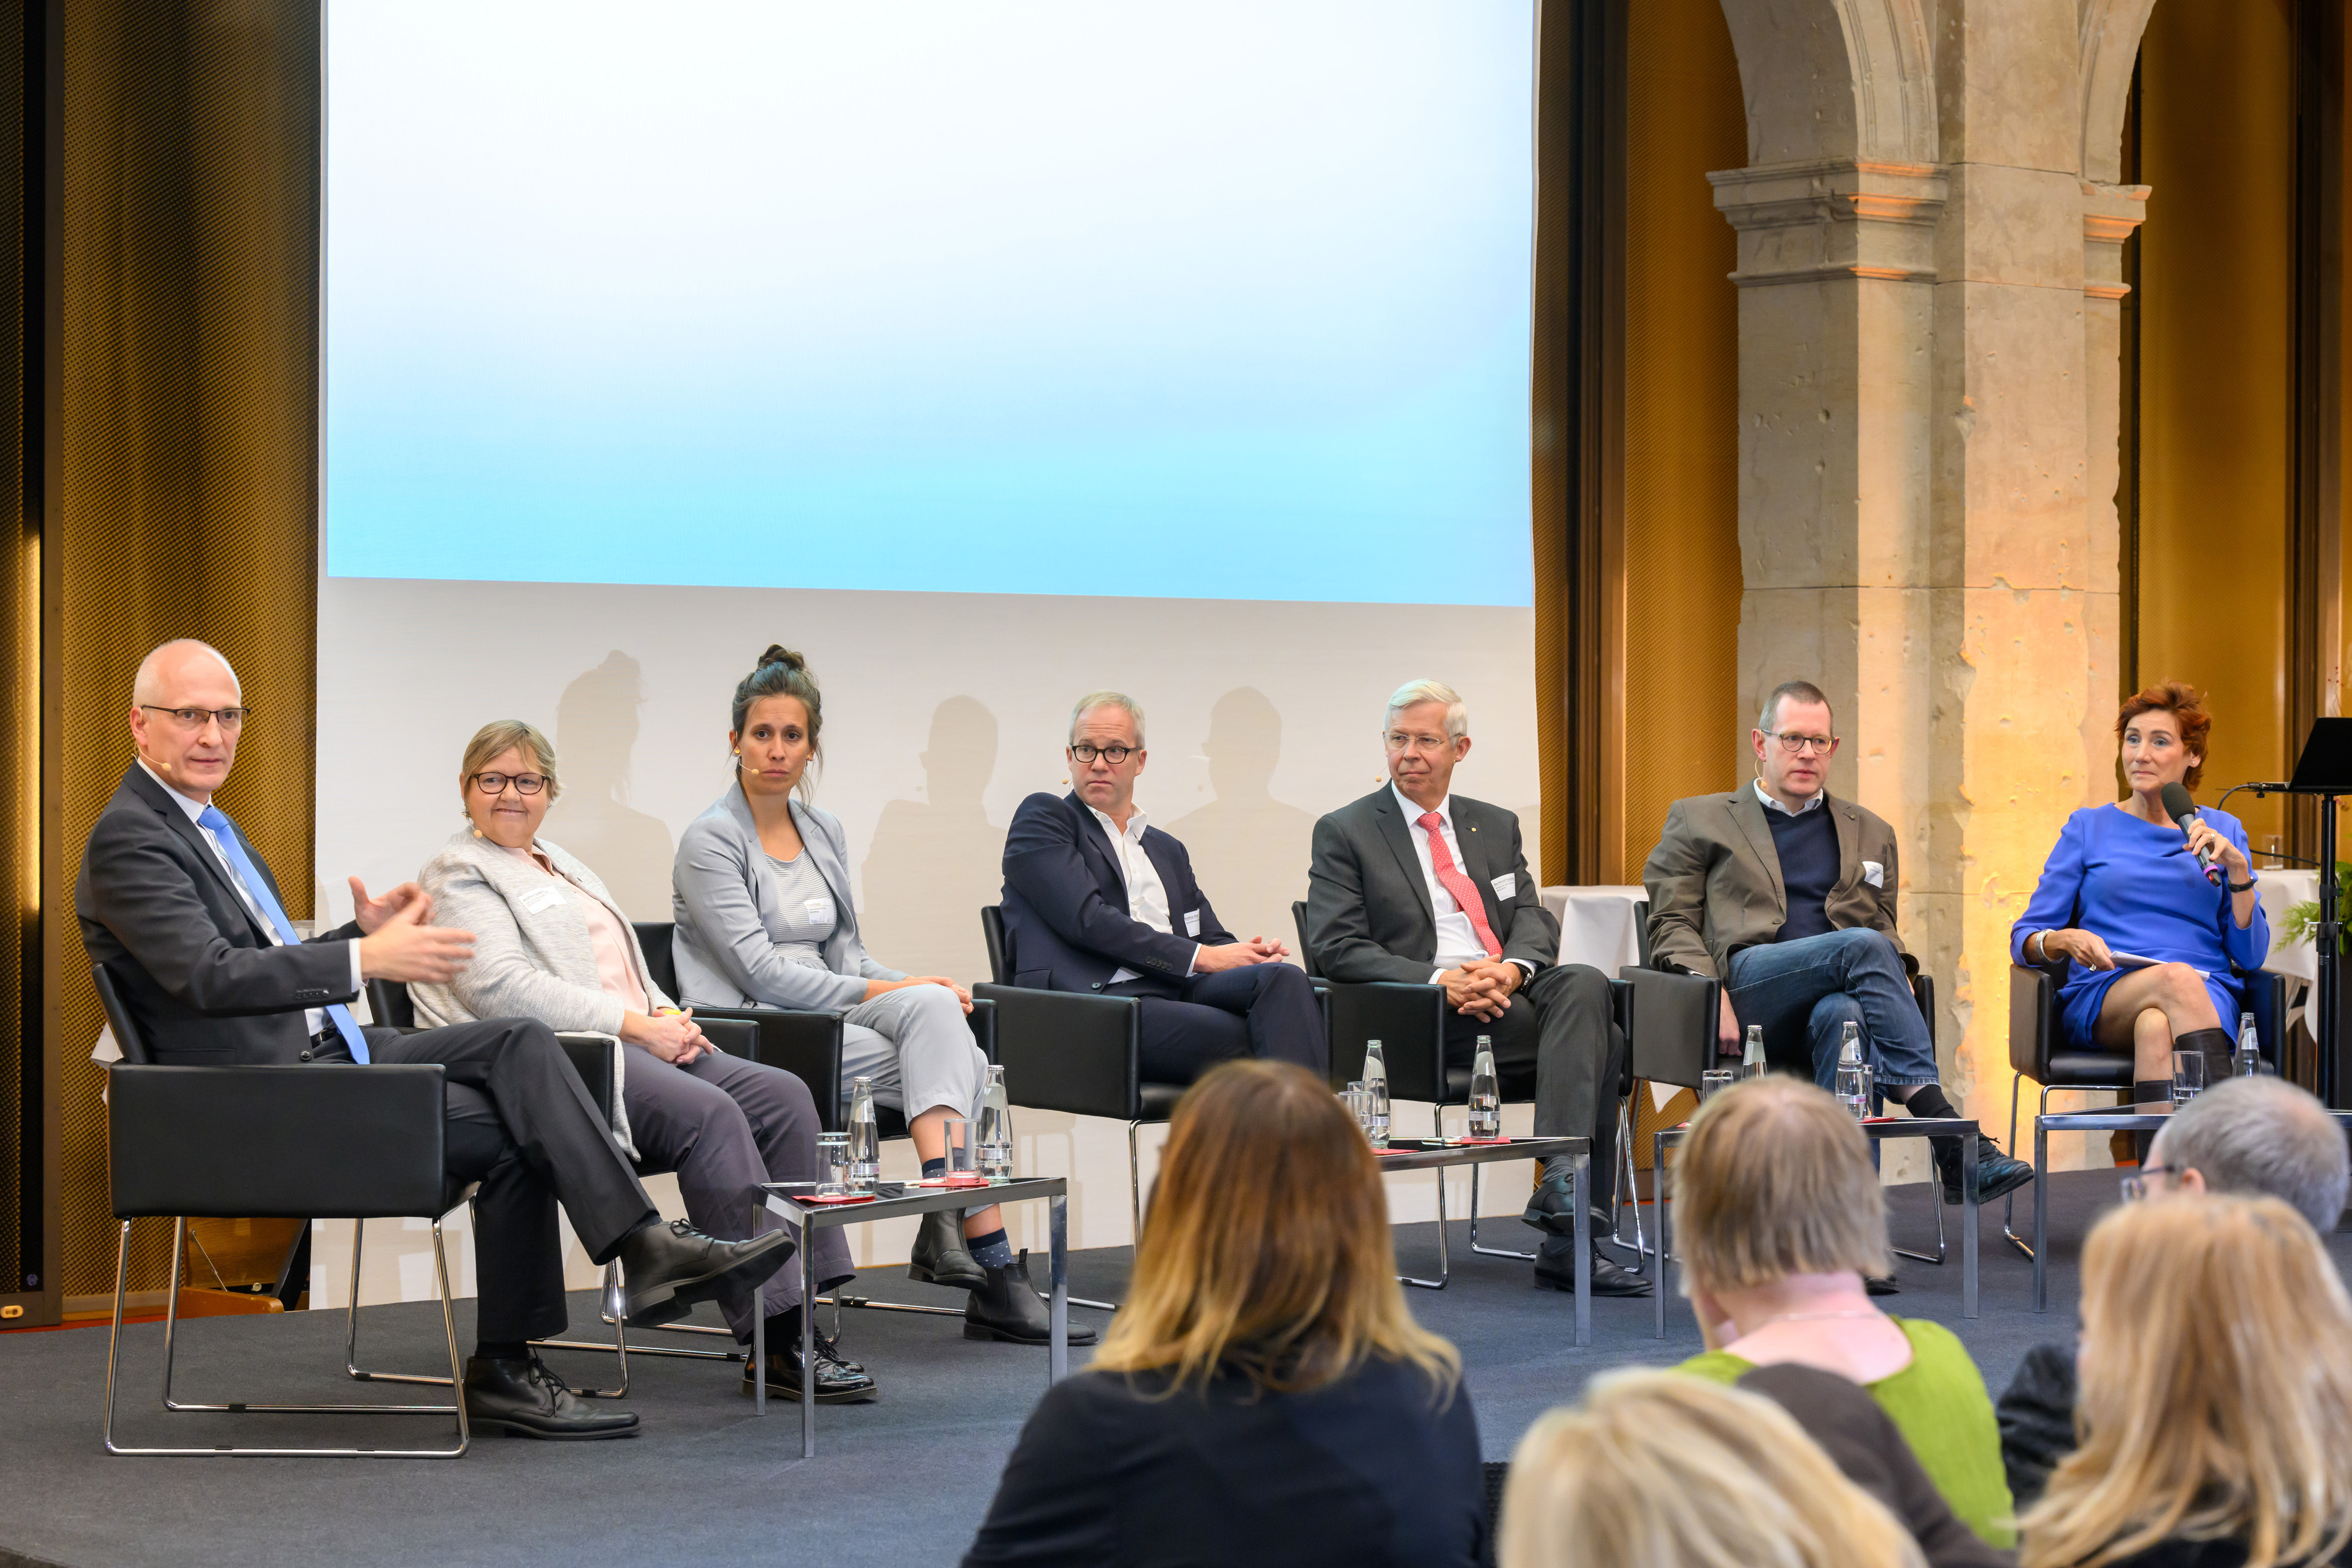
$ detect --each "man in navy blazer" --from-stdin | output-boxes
[1001,692,1327,1083]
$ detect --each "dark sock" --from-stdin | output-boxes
[764,1307,799,1354]
[922,1157,946,1180]
[1902,1083,1959,1122]
[966,1226,1014,1270]
[475,1339,529,1363]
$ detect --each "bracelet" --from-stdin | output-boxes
[2029,930,2051,963]
[2228,876,2257,893]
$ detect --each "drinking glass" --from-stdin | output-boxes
[1700,1069,1738,1104]
[942,1116,985,1185]
[2171,1049,2207,1104]
[1343,1082,1370,1137]
[815,1132,850,1198]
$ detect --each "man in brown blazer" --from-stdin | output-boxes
[1642,679,2032,1206]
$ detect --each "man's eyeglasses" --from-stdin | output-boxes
[2120,1163,2177,1203]
[1069,744,1135,765]
[1383,732,1451,755]
[1767,731,1836,756]
[470,771,550,796]
[140,704,249,732]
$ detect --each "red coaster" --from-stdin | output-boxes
[1455,1136,1514,1145]
[801,1193,877,1206]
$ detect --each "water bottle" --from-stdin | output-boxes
[2235,1011,2262,1079]
[847,1075,880,1193]
[1741,1024,1767,1079]
[1467,1036,1501,1139]
[977,1064,1015,1177]
[1362,1038,1391,1150]
[1834,1022,1872,1121]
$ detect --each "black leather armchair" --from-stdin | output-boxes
[978,905,1178,1246]
[2005,956,2291,1253]
[96,963,472,1459]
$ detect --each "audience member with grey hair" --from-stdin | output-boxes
[1997,1073,2351,1507]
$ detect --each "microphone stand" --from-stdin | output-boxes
[2246,781,2340,1105]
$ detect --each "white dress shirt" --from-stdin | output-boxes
[1392,783,1533,985]
[140,758,362,1036]
[1087,803,1199,983]
[1754,779,1825,816]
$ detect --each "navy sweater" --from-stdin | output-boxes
[1767,802,1839,943]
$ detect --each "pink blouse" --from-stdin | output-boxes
[500,844,650,1015]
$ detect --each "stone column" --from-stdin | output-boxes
[1713,0,2144,1172]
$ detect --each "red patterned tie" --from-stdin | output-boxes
[1417,812,1503,959]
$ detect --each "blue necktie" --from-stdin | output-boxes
[197,805,371,1064]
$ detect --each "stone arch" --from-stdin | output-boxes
[1717,0,1937,166]
[2079,0,2160,184]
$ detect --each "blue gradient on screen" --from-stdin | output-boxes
[325,2,1535,606]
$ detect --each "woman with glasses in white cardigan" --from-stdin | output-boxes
[409,719,874,1405]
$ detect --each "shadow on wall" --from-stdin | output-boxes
[540,651,677,921]
[860,696,1004,982]
[1169,687,1315,955]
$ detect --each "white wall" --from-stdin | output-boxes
[315,575,1543,1303]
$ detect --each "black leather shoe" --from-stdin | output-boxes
[1531,1237,1653,1298]
[1865,1274,1900,1296]
[618,1219,794,1329]
[1521,1173,1611,1240]
[1936,1135,2036,1206]
[965,1250,1100,1345]
[462,1355,639,1440]
[907,1206,986,1290]
[741,1334,878,1404]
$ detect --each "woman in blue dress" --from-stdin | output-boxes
[2010,682,2267,1116]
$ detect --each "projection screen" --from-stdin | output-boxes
[315,0,1542,1272]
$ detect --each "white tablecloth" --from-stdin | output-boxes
[1540,884,1647,973]
[2259,868,2319,984]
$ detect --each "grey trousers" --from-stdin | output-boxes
[1440,962,1624,1211]
[839,983,989,1124]
[622,1047,854,1342]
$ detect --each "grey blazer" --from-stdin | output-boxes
[407,828,655,1155]
[408,829,674,1035]
[1304,787,1558,985]
[670,785,904,1011]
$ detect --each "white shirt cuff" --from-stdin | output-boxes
[1509,958,1534,976]
[1185,944,1201,978]
[347,940,365,994]
[1430,966,1448,985]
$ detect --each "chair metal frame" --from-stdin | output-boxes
[95,964,470,1459]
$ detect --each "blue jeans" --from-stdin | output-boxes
[1725,928,1940,1093]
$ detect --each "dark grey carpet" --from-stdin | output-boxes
[4,1170,2325,1568]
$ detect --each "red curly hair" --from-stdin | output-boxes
[2116,680,2212,790]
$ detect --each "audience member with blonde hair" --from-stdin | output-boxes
[2019,1193,2352,1568]
[1499,1368,1927,1568]
[1673,1075,2014,1545]
[962,1060,1483,1567]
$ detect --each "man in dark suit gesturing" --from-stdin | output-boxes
[1304,679,1645,1298]
[1000,692,1326,1083]
[75,640,793,1439]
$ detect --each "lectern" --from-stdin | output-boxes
[2250,719,2352,1106]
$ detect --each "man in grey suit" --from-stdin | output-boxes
[75,640,794,1439]
[1305,679,1645,1298]
[1641,679,2032,1208]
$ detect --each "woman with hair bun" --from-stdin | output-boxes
[673,646,1093,1348]
[2011,682,2267,1128]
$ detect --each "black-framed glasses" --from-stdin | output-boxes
[470,771,549,795]
[2120,1163,2178,1203]
[1767,731,1836,756]
[139,703,249,732]
[1069,743,1135,765]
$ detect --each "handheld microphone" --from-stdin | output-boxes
[2159,781,2222,886]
